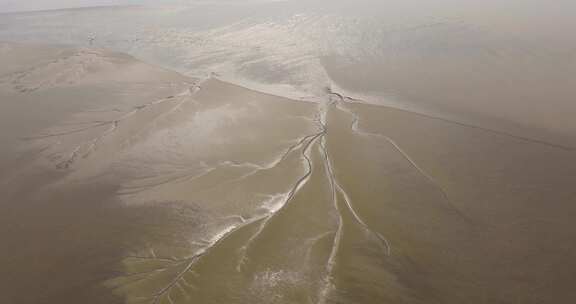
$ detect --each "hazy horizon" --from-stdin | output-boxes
[0,0,147,13]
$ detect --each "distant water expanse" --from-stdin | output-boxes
[0,2,574,99]
[2,1,576,144]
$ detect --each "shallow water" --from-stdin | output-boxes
[2,1,576,145]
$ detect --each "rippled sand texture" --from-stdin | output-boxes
[1,44,576,304]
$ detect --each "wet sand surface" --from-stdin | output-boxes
[1,43,576,304]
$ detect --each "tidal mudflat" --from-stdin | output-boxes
[1,41,576,304]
